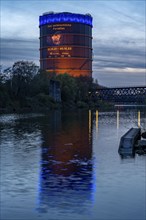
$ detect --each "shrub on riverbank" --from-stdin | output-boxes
[0,60,108,112]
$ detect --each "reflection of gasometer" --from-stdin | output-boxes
[51,32,62,45]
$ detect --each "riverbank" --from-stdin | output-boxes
[0,101,115,114]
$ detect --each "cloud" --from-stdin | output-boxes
[92,39,145,69]
[0,38,39,68]
[1,36,145,87]
[93,70,146,87]
[1,6,39,39]
[92,38,146,86]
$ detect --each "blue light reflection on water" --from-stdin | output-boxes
[0,110,146,220]
[36,111,94,219]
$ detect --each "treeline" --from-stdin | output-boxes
[0,61,99,112]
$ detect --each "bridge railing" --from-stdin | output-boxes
[89,86,146,104]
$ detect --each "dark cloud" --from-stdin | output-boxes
[92,39,145,69]
[92,38,146,86]
[1,37,145,87]
[1,38,39,68]
[1,37,145,69]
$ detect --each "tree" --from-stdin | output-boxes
[30,70,50,96]
[10,61,39,99]
[56,74,77,102]
[75,76,93,102]
[0,65,4,85]
[0,66,11,108]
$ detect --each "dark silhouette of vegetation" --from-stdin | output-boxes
[0,61,101,113]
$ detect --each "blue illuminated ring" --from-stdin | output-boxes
[39,12,93,27]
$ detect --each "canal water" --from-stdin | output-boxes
[0,109,146,220]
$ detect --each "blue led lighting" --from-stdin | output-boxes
[39,12,93,27]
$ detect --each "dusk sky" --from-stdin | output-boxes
[1,0,146,87]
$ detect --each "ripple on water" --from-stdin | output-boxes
[0,111,146,220]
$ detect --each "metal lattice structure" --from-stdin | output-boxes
[89,86,146,104]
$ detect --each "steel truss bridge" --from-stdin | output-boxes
[89,86,146,104]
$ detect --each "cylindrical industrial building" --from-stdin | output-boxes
[39,12,93,77]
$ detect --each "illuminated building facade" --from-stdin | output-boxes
[39,12,93,77]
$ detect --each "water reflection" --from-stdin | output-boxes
[108,110,146,129]
[117,110,119,129]
[93,109,145,159]
[96,110,99,132]
[38,111,93,214]
[138,110,141,127]
[0,110,145,220]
